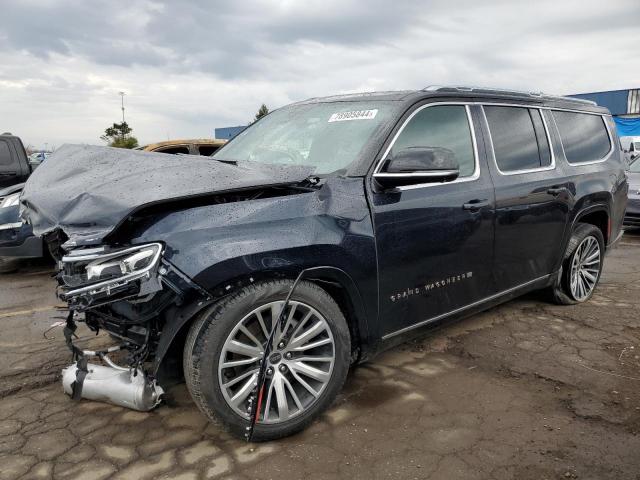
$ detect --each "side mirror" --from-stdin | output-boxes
[373,146,459,189]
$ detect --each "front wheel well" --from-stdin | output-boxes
[156,271,367,382]
[310,279,362,363]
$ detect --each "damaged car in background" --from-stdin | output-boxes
[21,87,627,441]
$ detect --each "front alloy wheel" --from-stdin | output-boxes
[184,279,350,441]
[218,300,336,423]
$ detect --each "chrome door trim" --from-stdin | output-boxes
[381,273,551,340]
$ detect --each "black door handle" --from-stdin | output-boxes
[463,199,490,211]
[547,187,567,196]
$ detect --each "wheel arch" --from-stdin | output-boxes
[572,204,610,246]
[153,265,372,380]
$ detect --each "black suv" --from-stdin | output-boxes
[22,87,627,441]
[0,133,31,189]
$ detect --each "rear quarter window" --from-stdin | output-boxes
[552,111,611,164]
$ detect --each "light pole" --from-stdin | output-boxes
[119,91,126,125]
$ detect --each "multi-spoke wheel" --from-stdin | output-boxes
[549,222,604,305]
[569,236,601,301]
[183,279,351,441]
[218,300,335,423]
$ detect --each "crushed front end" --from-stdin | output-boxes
[54,240,210,411]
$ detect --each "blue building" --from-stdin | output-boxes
[214,126,247,140]
[569,88,640,139]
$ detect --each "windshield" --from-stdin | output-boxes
[213,101,398,174]
[630,157,640,173]
[635,142,640,151]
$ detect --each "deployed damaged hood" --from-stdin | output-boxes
[21,144,314,246]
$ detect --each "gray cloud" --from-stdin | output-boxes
[0,0,638,148]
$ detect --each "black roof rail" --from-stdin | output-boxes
[422,85,597,106]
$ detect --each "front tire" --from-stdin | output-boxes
[549,223,604,305]
[183,279,351,441]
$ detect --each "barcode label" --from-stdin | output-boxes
[328,109,378,122]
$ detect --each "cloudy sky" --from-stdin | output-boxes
[1,0,638,149]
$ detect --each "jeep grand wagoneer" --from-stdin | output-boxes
[21,86,627,441]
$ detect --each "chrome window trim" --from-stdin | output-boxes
[370,100,612,188]
[549,110,614,166]
[382,273,551,340]
[374,170,459,178]
[61,243,161,263]
[481,105,556,176]
[373,103,480,191]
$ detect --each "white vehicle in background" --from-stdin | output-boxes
[629,140,640,161]
[620,136,640,165]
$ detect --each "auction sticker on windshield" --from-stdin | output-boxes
[328,109,378,122]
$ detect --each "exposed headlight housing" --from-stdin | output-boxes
[0,192,20,209]
[59,243,163,307]
[85,246,159,282]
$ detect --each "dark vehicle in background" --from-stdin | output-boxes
[0,134,41,272]
[0,182,43,272]
[0,133,31,189]
[625,157,640,228]
[21,87,627,441]
[0,139,226,273]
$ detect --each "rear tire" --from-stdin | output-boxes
[183,279,351,441]
[549,223,604,305]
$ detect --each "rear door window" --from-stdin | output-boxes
[552,111,611,164]
[484,106,552,173]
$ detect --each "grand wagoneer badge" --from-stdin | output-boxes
[390,271,474,302]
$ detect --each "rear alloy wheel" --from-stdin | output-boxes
[549,222,604,305]
[568,235,601,301]
[184,279,350,441]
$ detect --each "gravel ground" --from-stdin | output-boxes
[0,233,639,480]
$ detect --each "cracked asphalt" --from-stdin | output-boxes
[1,233,639,480]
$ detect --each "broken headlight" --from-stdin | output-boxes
[59,243,163,306]
[85,245,159,282]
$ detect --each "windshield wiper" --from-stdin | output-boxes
[209,156,238,166]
